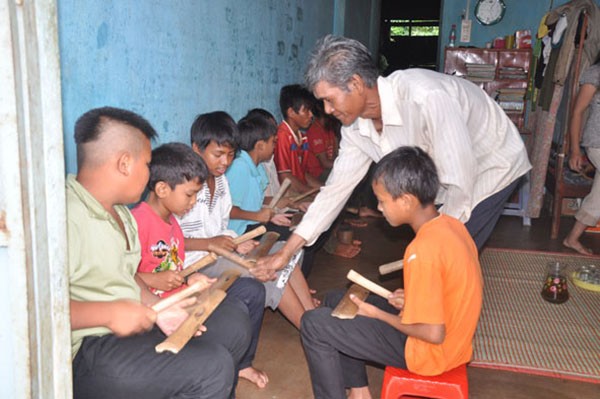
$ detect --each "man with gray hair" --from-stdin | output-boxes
[253,35,530,279]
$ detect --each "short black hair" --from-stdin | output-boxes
[190,111,238,151]
[237,115,277,152]
[147,142,208,191]
[312,99,340,133]
[74,106,157,168]
[279,84,315,119]
[372,146,439,205]
[246,108,277,126]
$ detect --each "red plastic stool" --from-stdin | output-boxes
[380,364,468,399]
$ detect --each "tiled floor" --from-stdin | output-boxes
[237,213,600,398]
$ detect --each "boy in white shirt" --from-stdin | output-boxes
[178,111,317,387]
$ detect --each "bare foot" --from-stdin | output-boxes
[345,206,359,215]
[347,386,372,399]
[358,207,383,218]
[333,240,362,258]
[308,288,321,307]
[344,218,368,228]
[239,366,269,388]
[563,238,593,255]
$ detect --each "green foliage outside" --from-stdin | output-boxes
[389,19,439,38]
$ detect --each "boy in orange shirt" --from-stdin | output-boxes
[301,146,483,399]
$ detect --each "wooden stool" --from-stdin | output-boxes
[380,364,468,399]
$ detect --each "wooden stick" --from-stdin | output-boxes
[181,252,218,278]
[211,269,242,292]
[232,225,266,245]
[378,259,404,275]
[208,244,255,269]
[155,289,226,354]
[347,269,392,298]
[151,280,209,313]
[246,231,280,262]
[267,178,291,209]
[154,271,240,354]
[289,187,320,203]
[331,284,370,319]
[180,226,265,278]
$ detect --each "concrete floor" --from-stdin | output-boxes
[236,213,600,398]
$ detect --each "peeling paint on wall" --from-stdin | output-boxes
[270,67,279,84]
[96,22,108,49]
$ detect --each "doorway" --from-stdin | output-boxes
[379,0,441,74]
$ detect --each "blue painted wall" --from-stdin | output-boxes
[58,0,336,173]
[59,1,589,172]
[438,0,584,68]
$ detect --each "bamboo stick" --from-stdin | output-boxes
[208,244,255,269]
[331,284,370,319]
[232,225,266,245]
[346,269,392,298]
[155,289,226,354]
[151,280,208,313]
[267,178,291,209]
[245,231,280,262]
[154,271,241,354]
[181,252,218,278]
[289,187,320,203]
[378,259,404,275]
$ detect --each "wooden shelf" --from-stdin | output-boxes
[444,47,532,131]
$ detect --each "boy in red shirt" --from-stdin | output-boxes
[131,142,266,393]
[306,100,338,182]
[132,143,212,297]
[301,146,483,399]
[274,84,322,194]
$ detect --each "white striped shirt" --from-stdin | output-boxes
[176,175,237,266]
[296,69,531,245]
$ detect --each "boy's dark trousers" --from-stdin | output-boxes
[226,277,266,371]
[301,290,408,399]
[72,296,252,399]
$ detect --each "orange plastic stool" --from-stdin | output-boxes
[380,364,468,399]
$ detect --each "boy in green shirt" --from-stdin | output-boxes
[68,107,251,399]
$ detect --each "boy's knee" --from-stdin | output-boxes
[300,307,329,338]
[227,301,253,347]
[323,289,346,308]
[230,277,266,310]
[189,345,235,396]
